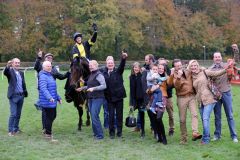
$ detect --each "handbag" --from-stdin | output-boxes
[125,108,137,128]
[203,70,222,100]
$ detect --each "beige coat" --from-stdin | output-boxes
[191,68,226,106]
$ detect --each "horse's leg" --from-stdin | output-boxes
[85,100,91,126]
[76,106,83,131]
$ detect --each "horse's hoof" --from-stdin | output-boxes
[78,126,82,131]
[86,120,90,126]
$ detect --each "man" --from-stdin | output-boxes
[168,59,202,144]
[34,50,69,80]
[98,56,115,129]
[158,58,175,136]
[231,44,239,63]
[4,58,28,136]
[209,52,238,143]
[102,51,128,138]
[141,54,155,136]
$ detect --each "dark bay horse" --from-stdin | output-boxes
[64,57,91,131]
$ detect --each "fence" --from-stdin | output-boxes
[0,60,234,80]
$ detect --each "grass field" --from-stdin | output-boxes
[0,70,239,160]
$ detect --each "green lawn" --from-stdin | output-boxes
[0,70,239,160]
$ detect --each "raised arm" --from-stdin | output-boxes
[34,50,43,73]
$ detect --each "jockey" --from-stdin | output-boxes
[71,23,98,63]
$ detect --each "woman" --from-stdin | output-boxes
[38,61,61,141]
[129,62,145,138]
[148,64,168,144]
[77,60,106,140]
[188,60,229,144]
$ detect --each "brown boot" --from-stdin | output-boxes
[192,132,202,141]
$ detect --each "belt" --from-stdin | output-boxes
[14,92,24,96]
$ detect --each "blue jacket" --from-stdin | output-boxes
[38,70,61,108]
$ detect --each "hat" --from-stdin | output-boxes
[44,53,53,58]
[73,32,82,41]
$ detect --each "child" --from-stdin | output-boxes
[146,64,166,114]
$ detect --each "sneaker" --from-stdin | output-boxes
[50,138,59,143]
[233,138,238,143]
[8,132,14,137]
[13,130,23,135]
[44,133,52,139]
[192,132,202,141]
[200,141,208,145]
[211,136,220,141]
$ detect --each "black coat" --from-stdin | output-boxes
[102,58,126,102]
[129,73,144,107]
[4,66,28,99]
[141,64,150,106]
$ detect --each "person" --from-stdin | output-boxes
[98,56,115,129]
[209,52,238,143]
[76,60,106,140]
[129,62,145,138]
[34,50,69,134]
[231,44,239,63]
[168,59,202,144]
[102,51,128,139]
[158,58,175,136]
[34,50,69,80]
[188,59,230,144]
[38,61,62,141]
[152,63,168,144]
[146,64,166,114]
[141,54,156,136]
[71,23,98,62]
[4,58,28,136]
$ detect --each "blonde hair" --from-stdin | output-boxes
[187,59,199,70]
[106,56,114,62]
[89,60,99,68]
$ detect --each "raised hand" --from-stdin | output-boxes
[92,23,98,32]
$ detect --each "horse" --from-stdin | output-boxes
[64,57,91,131]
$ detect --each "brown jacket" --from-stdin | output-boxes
[209,63,231,92]
[192,68,226,106]
[160,80,168,97]
[168,70,195,97]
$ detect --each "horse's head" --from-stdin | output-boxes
[70,57,90,86]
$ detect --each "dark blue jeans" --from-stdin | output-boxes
[8,95,24,133]
[102,98,109,129]
[151,88,162,109]
[213,90,238,139]
[89,98,104,139]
